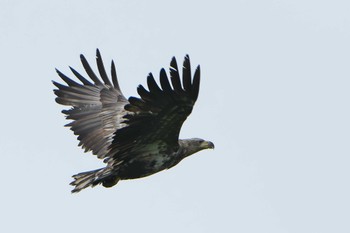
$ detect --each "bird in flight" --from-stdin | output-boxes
[53,49,214,193]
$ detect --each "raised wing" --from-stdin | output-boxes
[107,55,200,160]
[53,49,128,159]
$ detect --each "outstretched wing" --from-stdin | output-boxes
[53,49,128,159]
[107,55,200,160]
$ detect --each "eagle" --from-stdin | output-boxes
[53,49,214,193]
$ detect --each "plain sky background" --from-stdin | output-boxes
[1,0,349,232]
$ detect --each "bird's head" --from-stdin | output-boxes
[179,138,215,158]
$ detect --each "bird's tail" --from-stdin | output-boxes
[70,167,120,193]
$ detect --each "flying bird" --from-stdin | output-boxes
[53,49,214,193]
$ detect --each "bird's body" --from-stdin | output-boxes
[53,50,214,193]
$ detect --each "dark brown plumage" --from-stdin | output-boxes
[53,49,214,193]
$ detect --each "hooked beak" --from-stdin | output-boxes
[202,141,215,149]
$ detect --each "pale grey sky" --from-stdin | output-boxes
[1,1,349,232]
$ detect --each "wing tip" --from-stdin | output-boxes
[96,48,101,61]
[183,54,191,65]
[170,57,178,71]
[195,64,200,73]
[55,68,65,76]
[79,53,85,61]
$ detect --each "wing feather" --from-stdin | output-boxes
[192,65,200,101]
[55,69,80,87]
[96,49,113,86]
[111,60,121,91]
[147,73,162,95]
[137,85,156,102]
[159,68,172,93]
[169,57,183,93]
[80,54,103,86]
[182,54,192,92]
[69,66,93,86]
